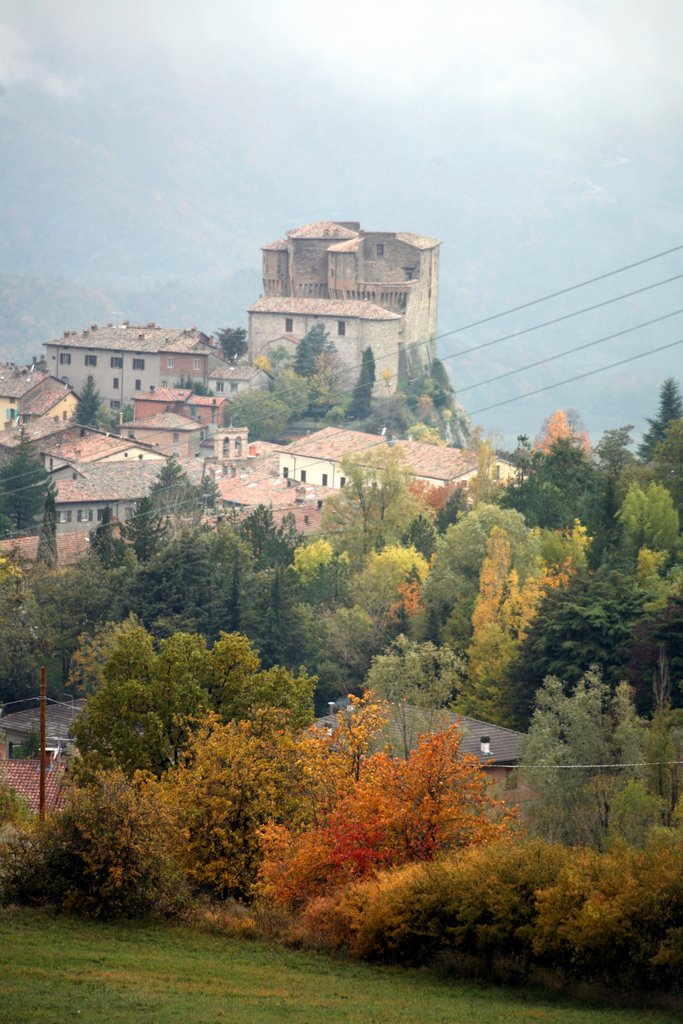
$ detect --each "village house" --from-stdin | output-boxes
[249,221,441,386]
[43,323,225,410]
[125,412,204,458]
[0,699,86,760]
[276,427,515,491]
[132,387,229,428]
[0,363,77,429]
[52,460,178,532]
[208,363,270,397]
[0,758,67,815]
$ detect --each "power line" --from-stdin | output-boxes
[435,242,683,337]
[456,308,683,395]
[439,272,683,363]
[465,336,683,416]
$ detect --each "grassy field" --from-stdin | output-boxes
[0,908,677,1024]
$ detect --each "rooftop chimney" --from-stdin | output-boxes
[480,736,490,755]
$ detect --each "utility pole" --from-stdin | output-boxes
[39,666,46,820]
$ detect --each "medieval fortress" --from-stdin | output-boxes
[247,221,440,386]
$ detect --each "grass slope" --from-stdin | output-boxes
[0,909,676,1024]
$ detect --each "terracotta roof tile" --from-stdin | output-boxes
[218,474,331,509]
[126,413,202,431]
[1,532,91,565]
[19,379,76,416]
[248,297,400,320]
[277,427,385,461]
[0,759,67,814]
[262,238,288,251]
[136,388,192,402]
[393,440,478,482]
[0,365,47,399]
[55,460,169,504]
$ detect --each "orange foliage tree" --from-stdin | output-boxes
[259,717,517,909]
[535,409,590,454]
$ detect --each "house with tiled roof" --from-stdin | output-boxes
[0,759,67,815]
[251,221,441,387]
[275,427,514,492]
[125,412,204,457]
[52,460,178,532]
[43,323,223,412]
[41,426,165,474]
[0,363,78,429]
[208,363,270,398]
[0,698,86,759]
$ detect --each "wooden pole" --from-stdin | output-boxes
[39,666,46,821]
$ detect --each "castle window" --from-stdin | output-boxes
[112,377,119,389]
[322,473,328,486]
[85,354,97,366]
[376,244,384,256]
[59,353,71,365]
[404,267,415,281]
[337,321,346,336]
[133,358,145,370]
[300,470,307,483]
[285,318,293,333]
[111,357,123,368]
[135,379,142,390]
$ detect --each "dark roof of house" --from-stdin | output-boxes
[315,706,524,767]
[0,699,86,744]
[0,759,67,814]
[19,378,77,416]
[45,326,212,354]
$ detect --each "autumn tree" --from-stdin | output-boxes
[259,721,516,908]
[536,408,590,454]
[157,714,309,899]
[365,635,464,758]
[322,446,425,563]
[423,504,541,647]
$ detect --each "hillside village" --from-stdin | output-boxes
[1,221,683,999]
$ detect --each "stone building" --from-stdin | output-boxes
[248,221,440,386]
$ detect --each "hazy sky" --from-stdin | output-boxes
[1,1,682,442]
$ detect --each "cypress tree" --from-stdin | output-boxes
[348,347,376,420]
[36,483,58,568]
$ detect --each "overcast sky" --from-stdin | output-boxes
[1,1,682,442]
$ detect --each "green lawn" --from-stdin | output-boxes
[0,908,676,1024]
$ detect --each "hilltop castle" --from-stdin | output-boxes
[247,221,440,386]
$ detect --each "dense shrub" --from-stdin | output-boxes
[0,770,186,919]
[533,834,683,989]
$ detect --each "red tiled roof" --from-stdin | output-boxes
[278,427,385,461]
[248,297,401,320]
[136,388,192,402]
[0,759,67,814]
[0,366,47,399]
[393,440,478,482]
[20,379,76,416]
[43,431,146,463]
[1,532,91,565]
[186,394,228,407]
[126,413,202,431]
[217,474,331,509]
